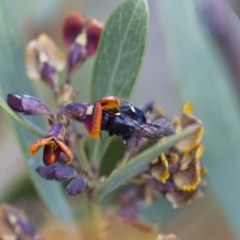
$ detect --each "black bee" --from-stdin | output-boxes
[101,101,175,145]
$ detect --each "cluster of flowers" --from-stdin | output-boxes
[8,12,104,196]
[115,102,206,221]
[26,12,103,105]
[8,10,207,208]
[4,10,206,240]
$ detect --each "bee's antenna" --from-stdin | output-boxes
[120,98,136,113]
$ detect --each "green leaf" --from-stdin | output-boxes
[0,0,74,222]
[158,0,240,237]
[95,124,200,200]
[90,0,149,163]
[91,0,149,101]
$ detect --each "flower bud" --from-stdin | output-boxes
[36,165,77,182]
[7,94,52,115]
[36,165,58,179]
[63,12,86,48]
[62,12,104,82]
[52,166,78,181]
[66,177,87,196]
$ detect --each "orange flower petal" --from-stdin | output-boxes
[53,138,74,165]
[98,95,120,109]
[29,137,53,156]
[83,102,102,139]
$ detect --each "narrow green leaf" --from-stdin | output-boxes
[158,0,240,237]
[91,0,149,101]
[95,124,200,200]
[0,0,74,221]
[90,0,149,162]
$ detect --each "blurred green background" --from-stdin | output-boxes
[1,0,240,239]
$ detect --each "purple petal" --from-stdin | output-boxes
[45,122,65,140]
[58,102,89,122]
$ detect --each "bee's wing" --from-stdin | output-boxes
[123,117,175,139]
[151,118,175,136]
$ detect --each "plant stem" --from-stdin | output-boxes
[77,138,91,172]
[91,140,101,163]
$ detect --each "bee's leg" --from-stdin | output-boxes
[122,136,131,145]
